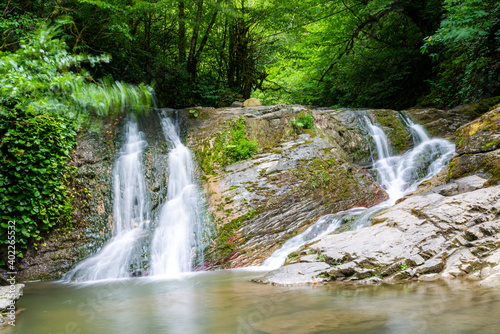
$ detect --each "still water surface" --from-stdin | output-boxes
[6,270,500,334]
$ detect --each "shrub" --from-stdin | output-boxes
[223,117,258,164]
[292,112,315,131]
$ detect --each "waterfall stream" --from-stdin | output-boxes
[64,113,206,282]
[149,114,205,276]
[65,109,454,281]
[64,120,149,281]
[263,112,455,269]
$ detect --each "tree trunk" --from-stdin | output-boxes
[178,0,186,64]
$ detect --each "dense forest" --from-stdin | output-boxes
[1,0,500,261]
[2,0,500,109]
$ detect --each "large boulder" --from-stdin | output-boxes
[456,105,500,155]
[242,98,261,107]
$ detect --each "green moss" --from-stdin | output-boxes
[373,111,412,154]
[194,116,258,175]
[216,209,258,258]
[485,139,498,149]
[462,96,500,119]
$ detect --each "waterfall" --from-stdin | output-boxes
[64,120,149,281]
[263,111,455,269]
[149,113,205,276]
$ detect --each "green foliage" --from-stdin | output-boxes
[292,112,315,131]
[422,0,500,106]
[0,108,77,248]
[0,20,153,261]
[0,19,154,120]
[217,210,258,258]
[222,117,258,164]
[400,261,408,271]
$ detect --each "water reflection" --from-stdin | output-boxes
[8,271,500,334]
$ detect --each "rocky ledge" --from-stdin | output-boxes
[256,105,500,287]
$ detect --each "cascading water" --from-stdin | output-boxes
[263,111,455,269]
[149,113,205,276]
[64,120,149,281]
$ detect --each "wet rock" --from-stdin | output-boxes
[257,183,500,285]
[478,250,500,287]
[456,106,500,155]
[254,262,330,286]
[405,97,500,140]
[16,116,123,281]
[447,106,500,186]
[231,101,243,107]
[0,284,24,325]
[186,106,389,267]
[0,284,24,311]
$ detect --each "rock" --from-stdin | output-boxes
[447,106,500,186]
[405,97,500,140]
[186,106,388,268]
[242,98,261,107]
[231,101,243,107]
[456,106,500,155]
[0,284,24,311]
[0,284,24,325]
[15,116,123,281]
[448,148,500,185]
[404,107,474,140]
[254,262,330,286]
[258,183,500,285]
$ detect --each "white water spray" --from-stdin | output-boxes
[64,120,149,281]
[263,112,455,269]
[149,114,204,276]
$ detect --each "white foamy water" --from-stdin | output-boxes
[149,114,205,276]
[263,112,455,269]
[64,120,149,281]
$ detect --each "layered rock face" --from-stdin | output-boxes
[257,105,500,287]
[187,105,398,268]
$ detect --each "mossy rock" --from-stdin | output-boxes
[456,106,500,155]
[455,96,500,119]
[448,151,500,186]
[372,110,412,154]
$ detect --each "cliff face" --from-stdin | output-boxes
[186,105,392,268]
